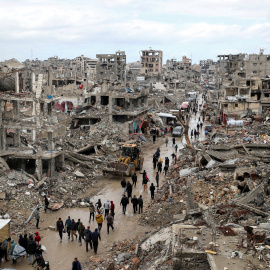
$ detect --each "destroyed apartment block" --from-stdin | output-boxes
[71,82,150,133]
[0,73,65,180]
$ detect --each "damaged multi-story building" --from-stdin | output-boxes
[96,51,126,84]
[217,50,270,122]
[0,60,65,180]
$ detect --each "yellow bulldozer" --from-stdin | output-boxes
[103,143,144,176]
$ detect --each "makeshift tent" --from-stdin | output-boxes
[0,219,11,242]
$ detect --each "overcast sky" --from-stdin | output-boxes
[1,0,270,64]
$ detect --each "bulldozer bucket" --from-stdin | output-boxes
[103,162,130,176]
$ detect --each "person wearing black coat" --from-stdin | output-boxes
[131,195,138,213]
[172,137,176,145]
[121,179,127,195]
[157,161,162,173]
[150,183,156,199]
[84,226,92,252]
[153,155,157,169]
[27,235,37,264]
[126,181,133,201]
[138,195,143,214]
[20,234,28,253]
[56,218,64,241]
[92,228,101,254]
[132,172,137,187]
[120,195,129,214]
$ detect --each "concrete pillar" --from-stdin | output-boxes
[35,158,43,180]
[2,128,6,150]
[31,72,36,92]
[15,72,19,93]
[48,132,53,151]
[108,95,113,123]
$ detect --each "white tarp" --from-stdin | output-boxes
[227,119,244,126]
[0,219,10,230]
[157,113,176,119]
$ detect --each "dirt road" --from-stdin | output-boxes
[5,135,177,270]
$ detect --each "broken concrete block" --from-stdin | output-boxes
[74,170,84,177]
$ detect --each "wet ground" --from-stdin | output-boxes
[4,93,206,270]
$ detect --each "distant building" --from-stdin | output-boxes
[140,49,163,75]
[96,51,126,82]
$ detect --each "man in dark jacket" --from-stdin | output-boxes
[65,216,71,239]
[44,195,50,212]
[153,155,157,169]
[120,195,129,214]
[106,212,114,234]
[131,195,138,213]
[32,254,45,269]
[157,161,162,173]
[84,226,92,252]
[70,219,78,241]
[138,195,143,214]
[155,172,159,187]
[56,218,64,241]
[150,183,156,199]
[121,179,127,195]
[92,229,101,255]
[72,257,82,270]
[78,222,85,245]
[126,181,133,201]
[132,172,137,187]
[27,235,37,264]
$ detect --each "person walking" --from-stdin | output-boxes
[174,154,177,164]
[142,175,148,192]
[165,157,169,167]
[138,195,143,214]
[70,219,78,241]
[34,207,40,229]
[27,235,37,264]
[172,137,175,145]
[44,195,50,213]
[72,258,82,270]
[121,179,127,195]
[120,195,129,214]
[110,201,115,217]
[65,216,72,239]
[132,172,137,187]
[157,160,162,173]
[95,211,104,232]
[155,172,159,187]
[175,144,178,153]
[92,229,101,255]
[104,200,110,218]
[126,181,133,201]
[89,202,95,222]
[164,164,168,176]
[84,226,92,252]
[150,183,156,199]
[96,199,102,211]
[165,137,168,146]
[131,195,138,213]
[106,212,114,234]
[194,129,197,139]
[56,218,64,241]
[197,123,200,131]
[140,170,147,181]
[153,154,157,169]
[78,222,85,246]
[200,122,203,129]
[191,129,193,139]
[20,234,28,253]
[152,134,156,144]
